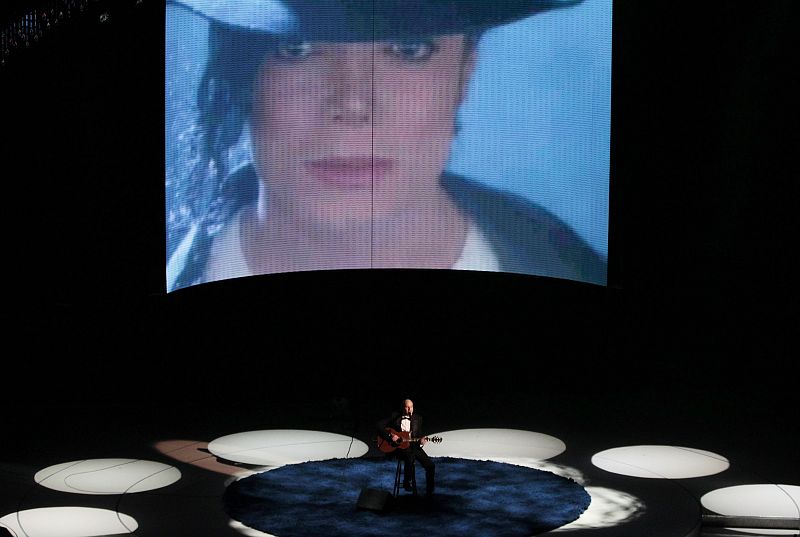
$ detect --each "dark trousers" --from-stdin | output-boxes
[399,445,435,494]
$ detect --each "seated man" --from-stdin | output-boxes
[376,398,435,496]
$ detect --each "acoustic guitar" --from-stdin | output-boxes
[376,427,443,453]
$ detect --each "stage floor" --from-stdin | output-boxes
[1,390,797,537]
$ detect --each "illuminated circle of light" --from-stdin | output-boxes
[153,439,253,476]
[551,486,645,531]
[701,484,800,535]
[591,445,730,478]
[207,430,369,466]
[34,458,181,494]
[423,433,647,533]
[421,428,566,460]
[0,506,138,536]
[229,519,275,536]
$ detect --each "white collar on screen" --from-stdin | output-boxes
[202,209,500,284]
[204,210,251,284]
[452,222,500,272]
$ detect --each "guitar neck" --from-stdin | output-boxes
[384,428,431,443]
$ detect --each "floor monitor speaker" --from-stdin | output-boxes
[356,487,393,513]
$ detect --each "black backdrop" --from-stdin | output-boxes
[1,1,795,462]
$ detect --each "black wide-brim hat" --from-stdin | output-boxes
[170,0,582,41]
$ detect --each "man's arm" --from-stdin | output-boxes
[376,412,397,441]
[412,415,423,437]
[415,415,428,446]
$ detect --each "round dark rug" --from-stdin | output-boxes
[223,457,591,537]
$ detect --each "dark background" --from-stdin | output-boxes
[1,0,796,487]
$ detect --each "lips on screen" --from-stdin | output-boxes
[164,1,612,291]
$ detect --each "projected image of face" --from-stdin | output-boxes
[165,0,611,291]
[240,35,476,272]
[251,36,474,225]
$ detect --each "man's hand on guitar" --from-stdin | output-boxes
[391,434,400,443]
[420,437,427,446]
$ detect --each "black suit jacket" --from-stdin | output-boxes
[377,411,423,442]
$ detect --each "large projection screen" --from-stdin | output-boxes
[165,0,611,292]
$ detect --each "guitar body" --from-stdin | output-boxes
[376,428,442,453]
[378,428,413,453]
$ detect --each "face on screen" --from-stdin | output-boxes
[249,35,475,226]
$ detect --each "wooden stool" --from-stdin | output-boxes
[392,457,417,497]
